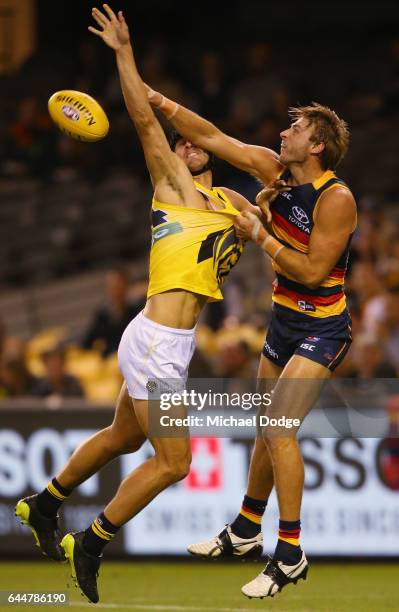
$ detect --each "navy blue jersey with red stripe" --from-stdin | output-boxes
[270,168,353,318]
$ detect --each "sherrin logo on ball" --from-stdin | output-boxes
[48,89,109,142]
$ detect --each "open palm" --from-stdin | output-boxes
[89,4,130,50]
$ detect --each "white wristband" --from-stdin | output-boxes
[166,103,180,120]
[261,235,273,250]
[273,244,285,261]
[244,212,262,242]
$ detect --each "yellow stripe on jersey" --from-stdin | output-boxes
[312,169,336,190]
[312,181,351,223]
[271,222,308,253]
[272,261,343,289]
[320,276,345,288]
[272,292,347,318]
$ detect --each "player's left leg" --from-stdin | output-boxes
[15,383,146,561]
[242,355,331,599]
[61,396,192,603]
[188,358,281,560]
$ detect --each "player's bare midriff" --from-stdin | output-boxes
[143,290,208,329]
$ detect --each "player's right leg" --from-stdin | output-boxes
[15,383,146,561]
[187,357,282,560]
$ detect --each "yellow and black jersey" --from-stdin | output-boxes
[270,169,353,318]
[147,182,244,301]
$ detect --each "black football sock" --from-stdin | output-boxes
[82,512,120,557]
[272,519,302,565]
[36,478,72,518]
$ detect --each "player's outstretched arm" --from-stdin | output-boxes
[234,188,357,289]
[89,5,185,197]
[147,87,283,184]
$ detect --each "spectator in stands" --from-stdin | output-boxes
[381,38,399,118]
[0,337,40,397]
[377,289,399,374]
[214,338,256,378]
[231,42,288,124]
[81,267,146,357]
[32,345,84,398]
[197,51,229,122]
[4,96,55,178]
[347,333,396,379]
[0,318,6,360]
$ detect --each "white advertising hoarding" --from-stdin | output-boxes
[122,437,399,556]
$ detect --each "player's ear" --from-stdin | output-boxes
[310,141,325,156]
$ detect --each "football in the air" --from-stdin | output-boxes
[48,90,109,142]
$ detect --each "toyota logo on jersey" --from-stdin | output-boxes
[292,206,310,224]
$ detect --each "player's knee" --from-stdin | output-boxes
[158,451,192,484]
[263,434,296,454]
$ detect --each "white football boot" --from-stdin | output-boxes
[241,551,308,598]
[187,525,263,560]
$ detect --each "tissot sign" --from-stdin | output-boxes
[123,437,399,556]
[0,405,398,556]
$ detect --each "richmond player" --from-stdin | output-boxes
[149,81,356,597]
[15,5,259,603]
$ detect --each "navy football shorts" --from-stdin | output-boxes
[263,303,352,371]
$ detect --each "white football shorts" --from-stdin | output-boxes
[118,311,196,400]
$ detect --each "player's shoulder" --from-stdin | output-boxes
[315,182,357,229]
[215,186,252,212]
[321,182,356,209]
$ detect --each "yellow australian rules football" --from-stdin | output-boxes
[48,90,109,142]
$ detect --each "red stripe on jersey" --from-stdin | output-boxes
[273,211,310,246]
[274,285,344,306]
[329,267,346,279]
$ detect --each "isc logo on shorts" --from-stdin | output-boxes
[300,343,316,351]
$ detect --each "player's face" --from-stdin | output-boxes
[174,139,210,173]
[279,118,319,165]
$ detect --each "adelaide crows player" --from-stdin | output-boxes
[15,5,258,603]
[149,90,356,596]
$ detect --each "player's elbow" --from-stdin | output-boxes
[303,270,327,290]
[132,108,155,130]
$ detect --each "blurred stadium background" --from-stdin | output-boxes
[0,0,399,609]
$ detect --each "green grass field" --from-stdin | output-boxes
[1,560,398,612]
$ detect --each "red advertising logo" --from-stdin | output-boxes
[186,438,222,489]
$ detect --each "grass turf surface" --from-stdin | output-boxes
[0,561,398,612]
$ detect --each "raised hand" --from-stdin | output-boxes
[89,4,130,51]
[255,179,291,222]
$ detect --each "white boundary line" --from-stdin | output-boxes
[69,602,278,612]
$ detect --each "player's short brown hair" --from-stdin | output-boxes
[289,102,349,170]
